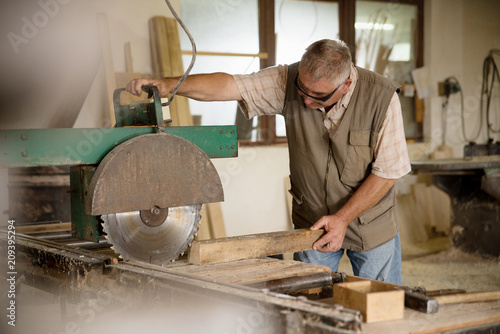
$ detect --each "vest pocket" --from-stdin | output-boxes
[340,129,376,186]
[288,187,311,228]
[357,194,398,250]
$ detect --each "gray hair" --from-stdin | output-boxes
[300,39,352,85]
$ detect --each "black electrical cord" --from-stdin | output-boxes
[442,76,482,144]
[162,0,197,107]
[482,49,500,139]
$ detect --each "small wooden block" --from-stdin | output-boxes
[333,281,404,323]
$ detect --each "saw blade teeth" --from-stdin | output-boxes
[101,204,201,266]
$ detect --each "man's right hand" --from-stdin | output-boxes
[126,78,172,97]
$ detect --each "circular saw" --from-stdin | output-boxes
[101,205,201,264]
[85,132,224,265]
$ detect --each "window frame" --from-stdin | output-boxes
[243,0,424,145]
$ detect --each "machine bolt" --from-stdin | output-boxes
[21,150,29,157]
[20,133,28,140]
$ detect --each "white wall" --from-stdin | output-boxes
[421,0,500,157]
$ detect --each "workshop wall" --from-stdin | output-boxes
[419,0,500,158]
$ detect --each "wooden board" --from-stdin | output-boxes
[97,13,117,126]
[206,202,226,239]
[149,16,192,127]
[166,257,331,285]
[188,229,324,265]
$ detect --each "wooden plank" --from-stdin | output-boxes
[148,18,160,78]
[149,16,192,127]
[16,222,71,234]
[169,257,330,285]
[206,202,226,238]
[429,185,451,234]
[397,194,428,244]
[124,41,133,73]
[412,183,433,236]
[97,13,117,126]
[188,229,325,265]
[165,18,192,127]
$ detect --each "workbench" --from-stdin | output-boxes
[2,224,500,333]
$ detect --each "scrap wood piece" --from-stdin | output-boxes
[188,228,325,265]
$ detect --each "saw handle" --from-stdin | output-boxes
[143,85,160,100]
[113,86,165,132]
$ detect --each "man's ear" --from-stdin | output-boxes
[342,78,352,93]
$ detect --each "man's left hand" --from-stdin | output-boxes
[310,214,349,253]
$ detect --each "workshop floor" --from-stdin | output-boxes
[338,236,500,292]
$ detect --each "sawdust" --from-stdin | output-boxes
[402,241,500,292]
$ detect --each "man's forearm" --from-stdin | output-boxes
[126,72,242,101]
[166,73,242,101]
[335,173,397,224]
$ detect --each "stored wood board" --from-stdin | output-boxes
[188,229,325,265]
[363,300,500,334]
[206,202,226,238]
[149,16,192,127]
[167,257,331,285]
[97,13,117,126]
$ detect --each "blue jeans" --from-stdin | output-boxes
[294,233,402,284]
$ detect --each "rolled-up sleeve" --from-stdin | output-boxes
[371,92,412,179]
[233,65,287,119]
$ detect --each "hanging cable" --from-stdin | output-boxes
[162,0,197,107]
[482,49,500,139]
[442,76,482,143]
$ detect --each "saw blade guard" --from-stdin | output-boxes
[85,133,224,216]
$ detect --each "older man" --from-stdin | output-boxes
[127,39,411,284]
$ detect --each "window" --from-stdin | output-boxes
[355,0,424,140]
[180,0,261,139]
[274,0,340,137]
[180,0,424,144]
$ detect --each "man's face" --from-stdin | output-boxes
[295,69,350,110]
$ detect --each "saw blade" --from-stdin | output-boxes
[101,204,201,265]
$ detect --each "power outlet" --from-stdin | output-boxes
[438,80,460,97]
